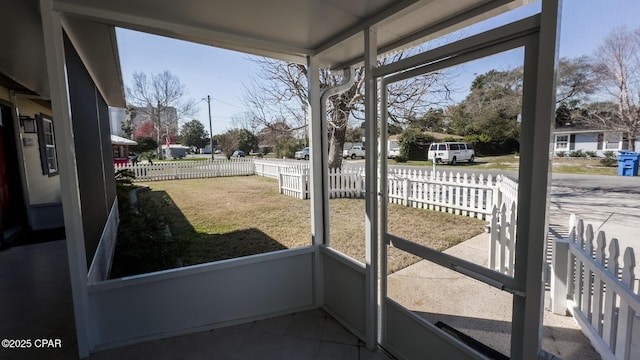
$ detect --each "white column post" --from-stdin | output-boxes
[40,0,91,357]
[511,0,561,358]
[551,238,570,315]
[308,55,326,306]
[364,27,378,351]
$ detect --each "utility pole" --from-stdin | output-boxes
[206,95,214,160]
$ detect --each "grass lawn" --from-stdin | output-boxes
[388,154,618,175]
[134,176,484,274]
[388,154,519,170]
[551,157,617,175]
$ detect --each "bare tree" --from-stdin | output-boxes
[243,51,452,168]
[591,26,640,151]
[126,70,197,157]
[556,56,598,105]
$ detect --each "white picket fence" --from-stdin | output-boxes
[488,203,517,276]
[115,159,254,181]
[387,169,500,220]
[551,214,640,360]
[278,167,309,199]
[263,163,516,223]
[254,159,309,179]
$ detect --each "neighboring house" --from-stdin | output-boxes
[553,127,640,156]
[161,144,189,159]
[109,107,127,136]
[111,134,137,165]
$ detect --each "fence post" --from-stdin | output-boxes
[551,236,570,315]
[602,238,620,350]
[174,162,179,179]
[493,175,502,211]
[277,167,283,195]
[402,177,409,206]
[299,173,305,199]
[488,205,498,271]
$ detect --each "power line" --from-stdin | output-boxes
[210,97,244,109]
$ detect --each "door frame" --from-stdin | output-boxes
[0,99,28,240]
[373,7,559,359]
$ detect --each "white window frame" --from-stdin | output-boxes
[37,114,59,176]
[605,132,621,150]
[555,135,569,150]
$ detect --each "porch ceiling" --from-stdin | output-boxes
[1,0,531,107]
[53,0,531,69]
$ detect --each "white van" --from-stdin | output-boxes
[428,142,475,165]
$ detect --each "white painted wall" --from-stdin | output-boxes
[12,94,61,204]
[0,85,63,230]
[87,247,315,351]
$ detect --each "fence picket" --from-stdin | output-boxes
[489,206,498,271]
[614,248,636,358]
[574,220,585,310]
[581,224,595,322]
[507,202,516,276]
[592,231,606,335]
[602,238,620,351]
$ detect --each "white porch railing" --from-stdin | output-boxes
[115,159,254,181]
[551,214,640,360]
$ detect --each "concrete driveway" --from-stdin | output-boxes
[549,173,640,255]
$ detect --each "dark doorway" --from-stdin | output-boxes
[0,102,27,241]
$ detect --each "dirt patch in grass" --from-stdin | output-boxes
[136,176,485,273]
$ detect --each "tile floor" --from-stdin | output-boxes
[90,309,392,360]
[0,240,393,360]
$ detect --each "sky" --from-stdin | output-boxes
[115,0,640,136]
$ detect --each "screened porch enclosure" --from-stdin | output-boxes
[37,0,561,359]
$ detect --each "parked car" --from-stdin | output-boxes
[343,145,365,159]
[388,147,400,159]
[295,147,310,160]
[232,150,246,157]
[128,152,138,163]
[214,149,222,154]
[427,142,474,165]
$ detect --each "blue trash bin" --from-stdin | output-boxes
[617,150,639,176]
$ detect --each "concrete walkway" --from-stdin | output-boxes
[387,233,601,359]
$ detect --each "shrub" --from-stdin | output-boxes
[600,151,617,167]
[275,138,303,158]
[569,149,585,157]
[398,128,435,160]
[110,189,182,278]
[585,151,597,158]
[394,154,408,163]
[555,151,566,157]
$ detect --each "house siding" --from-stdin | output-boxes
[0,85,63,230]
[555,130,640,156]
[0,86,60,204]
[574,133,598,152]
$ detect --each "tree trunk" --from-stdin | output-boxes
[327,111,348,169]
